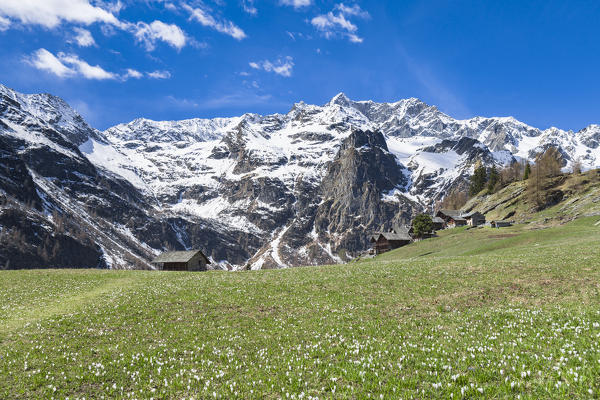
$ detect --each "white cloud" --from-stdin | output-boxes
[183,3,246,40]
[164,3,177,12]
[124,68,143,79]
[249,56,294,77]
[133,20,187,51]
[0,0,119,29]
[311,3,369,43]
[0,2,189,52]
[311,13,356,33]
[73,27,96,47]
[58,53,117,79]
[280,0,312,9]
[93,1,124,14]
[241,0,257,15]
[27,48,167,81]
[334,3,369,18]
[147,70,171,79]
[28,49,75,78]
[0,16,10,31]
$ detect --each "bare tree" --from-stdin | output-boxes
[53,210,65,234]
[527,147,562,207]
[537,147,562,178]
[441,188,469,210]
[500,161,524,186]
[572,158,583,174]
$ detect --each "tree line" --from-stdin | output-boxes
[410,146,582,238]
[441,146,579,210]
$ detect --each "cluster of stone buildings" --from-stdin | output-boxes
[369,209,504,255]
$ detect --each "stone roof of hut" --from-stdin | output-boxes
[152,250,210,264]
[437,209,466,221]
[378,231,412,242]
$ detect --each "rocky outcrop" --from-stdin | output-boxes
[314,129,412,251]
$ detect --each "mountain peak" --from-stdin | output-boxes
[328,92,352,106]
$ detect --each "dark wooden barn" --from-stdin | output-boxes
[151,250,211,271]
[432,216,445,231]
[369,229,412,255]
[435,210,467,228]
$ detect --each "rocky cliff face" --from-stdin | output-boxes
[1,84,599,269]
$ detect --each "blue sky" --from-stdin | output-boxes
[1,0,599,131]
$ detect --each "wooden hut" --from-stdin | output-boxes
[369,229,412,255]
[462,211,486,227]
[432,216,445,231]
[151,250,211,271]
[435,210,467,228]
[490,220,512,228]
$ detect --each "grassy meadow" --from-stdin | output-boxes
[1,216,600,399]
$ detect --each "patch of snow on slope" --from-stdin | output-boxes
[270,225,292,268]
[3,119,79,159]
[385,136,442,165]
[79,138,147,189]
[412,150,461,175]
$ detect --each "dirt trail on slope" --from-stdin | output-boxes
[0,276,139,335]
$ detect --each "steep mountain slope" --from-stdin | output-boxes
[1,84,599,269]
[461,168,600,225]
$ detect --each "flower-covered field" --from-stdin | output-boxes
[1,216,600,399]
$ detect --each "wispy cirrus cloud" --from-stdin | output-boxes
[279,0,312,9]
[147,70,171,79]
[311,3,369,43]
[241,0,257,15]
[183,3,246,40]
[27,48,172,81]
[200,92,273,109]
[0,16,10,31]
[397,45,471,118]
[249,56,294,77]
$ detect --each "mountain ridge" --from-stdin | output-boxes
[1,83,599,270]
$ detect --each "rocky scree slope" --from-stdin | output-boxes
[1,85,599,269]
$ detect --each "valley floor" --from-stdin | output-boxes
[1,216,600,399]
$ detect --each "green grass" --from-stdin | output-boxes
[1,216,600,399]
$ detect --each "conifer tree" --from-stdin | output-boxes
[523,162,531,180]
[487,165,499,192]
[469,164,487,196]
[412,214,433,239]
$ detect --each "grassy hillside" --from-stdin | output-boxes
[1,213,600,398]
[462,168,600,225]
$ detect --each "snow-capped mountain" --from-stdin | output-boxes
[1,85,599,270]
